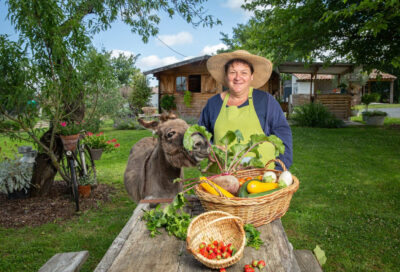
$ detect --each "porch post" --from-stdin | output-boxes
[390,80,394,104]
[310,73,313,102]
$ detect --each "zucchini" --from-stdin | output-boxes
[238,179,258,198]
[247,188,281,198]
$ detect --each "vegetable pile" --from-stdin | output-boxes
[179,125,293,198]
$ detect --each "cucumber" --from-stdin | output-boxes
[237,180,252,197]
[238,179,259,198]
[247,188,281,198]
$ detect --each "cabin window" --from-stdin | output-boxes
[188,75,201,93]
[176,76,187,92]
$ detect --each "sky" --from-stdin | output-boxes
[0,0,253,86]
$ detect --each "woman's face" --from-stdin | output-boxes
[226,61,254,95]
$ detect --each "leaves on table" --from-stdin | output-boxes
[142,193,192,240]
[244,224,264,250]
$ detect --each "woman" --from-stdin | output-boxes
[198,50,292,170]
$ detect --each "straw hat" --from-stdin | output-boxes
[207,50,273,89]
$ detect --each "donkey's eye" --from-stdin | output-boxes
[166,131,175,138]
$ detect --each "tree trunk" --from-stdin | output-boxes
[30,129,64,197]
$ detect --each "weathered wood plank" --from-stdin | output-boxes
[98,199,301,272]
[294,250,323,272]
[94,203,150,272]
[39,251,89,272]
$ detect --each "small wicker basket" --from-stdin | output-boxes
[186,210,246,269]
[195,159,299,227]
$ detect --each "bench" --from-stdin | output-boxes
[39,251,89,272]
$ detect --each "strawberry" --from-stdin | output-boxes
[203,251,209,258]
[222,252,229,259]
[199,242,206,249]
[244,267,255,272]
[213,240,219,246]
[220,268,227,272]
[258,260,266,269]
[221,245,227,253]
[218,241,225,249]
[216,254,222,260]
[208,252,216,259]
[251,260,258,267]
[213,247,218,254]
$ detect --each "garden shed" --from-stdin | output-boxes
[143,55,280,118]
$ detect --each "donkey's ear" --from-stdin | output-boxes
[160,112,178,122]
[138,118,159,130]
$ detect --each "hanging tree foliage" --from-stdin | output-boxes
[0,0,219,196]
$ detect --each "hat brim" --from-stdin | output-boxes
[206,50,273,89]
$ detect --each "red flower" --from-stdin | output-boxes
[87,132,93,136]
[106,140,111,144]
[60,122,67,127]
[111,138,117,142]
[114,143,120,148]
[99,132,104,135]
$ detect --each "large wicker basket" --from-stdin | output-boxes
[194,159,299,227]
[186,210,246,269]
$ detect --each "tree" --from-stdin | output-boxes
[222,0,400,70]
[111,53,140,86]
[128,72,152,117]
[1,0,219,196]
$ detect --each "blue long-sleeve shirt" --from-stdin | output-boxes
[198,89,293,170]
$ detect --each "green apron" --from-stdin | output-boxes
[214,88,275,169]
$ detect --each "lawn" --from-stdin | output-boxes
[1,124,400,271]
[353,103,400,110]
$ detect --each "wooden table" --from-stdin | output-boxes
[94,198,302,272]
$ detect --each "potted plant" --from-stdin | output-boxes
[57,120,84,151]
[362,110,387,126]
[77,174,95,198]
[82,132,120,160]
[0,158,33,199]
[361,93,380,121]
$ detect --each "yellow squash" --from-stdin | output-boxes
[199,177,234,198]
[246,180,278,194]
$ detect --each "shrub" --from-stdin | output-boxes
[160,94,176,111]
[0,159,33,194]
[361,93,380,111]
[362,110,388,117]
[291,103,344,128]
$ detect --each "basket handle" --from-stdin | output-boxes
[265,158,287,171]
[187,215,244,250]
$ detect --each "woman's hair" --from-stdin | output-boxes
[224,58,254,75]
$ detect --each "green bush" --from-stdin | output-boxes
[160,94,176,111]
[291,103,344,128]
[362,110,388,117]
[361,93,380,111]
[183,90,192,107]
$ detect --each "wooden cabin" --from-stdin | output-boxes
[143,55,280,118]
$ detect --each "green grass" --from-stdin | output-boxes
[1,125,400,271]
[354,103,400,110]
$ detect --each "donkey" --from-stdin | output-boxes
[124,114,209,202]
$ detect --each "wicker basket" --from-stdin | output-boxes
[194,159,299,227]
[186,210,246,269]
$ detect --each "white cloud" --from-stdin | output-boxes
[201,43,228,55]
[138,55,180,71]
[222,0,254,20]
[157,31,193,46]
[110,49,135,59]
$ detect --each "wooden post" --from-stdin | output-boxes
[310,73,313,102]
[390,80,394,104]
